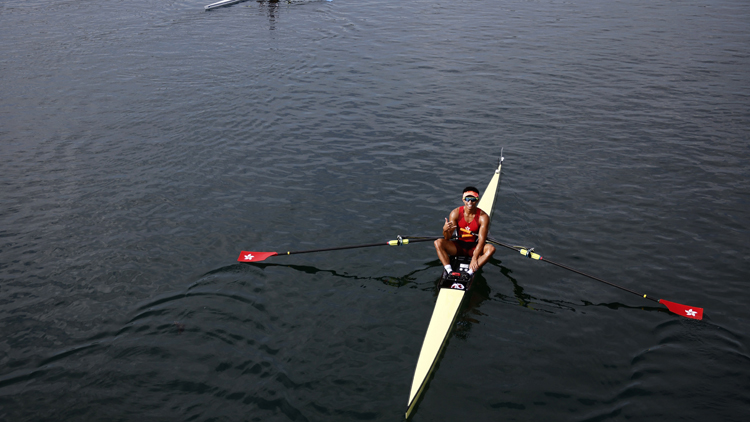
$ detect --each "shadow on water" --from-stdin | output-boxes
[210,256,677,323]
[258,0,327,30]
[223,261,440,288]
[206,0,325,31]
[491,257,682,318]
[259,0,281,30]
[453,273,492,341]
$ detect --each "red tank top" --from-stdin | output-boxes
[457,206,480,243]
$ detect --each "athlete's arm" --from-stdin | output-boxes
[443,208,460,240]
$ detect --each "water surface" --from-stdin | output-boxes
[1,0,749,420]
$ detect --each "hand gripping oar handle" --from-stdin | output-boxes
[486,236,704,320]
[238,236,440,263]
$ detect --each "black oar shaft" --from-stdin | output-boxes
[286,237,438,256]
[539,257,657,303]
[488,237,659,303]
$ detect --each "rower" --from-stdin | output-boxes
[434,186,496,277]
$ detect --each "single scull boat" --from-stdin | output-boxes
[405,156,503,418]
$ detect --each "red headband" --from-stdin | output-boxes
[463,191,479,199]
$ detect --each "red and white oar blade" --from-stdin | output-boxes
[659,299,703,320]
[238,251,279,262]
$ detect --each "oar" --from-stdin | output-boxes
[486,237,704,320]
[238,236,440,263]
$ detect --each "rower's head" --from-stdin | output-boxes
[462,186,480,205]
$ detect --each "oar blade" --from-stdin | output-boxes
[238,251,278,263]
[659,299,703,320]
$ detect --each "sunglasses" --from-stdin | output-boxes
[463,197,478,202]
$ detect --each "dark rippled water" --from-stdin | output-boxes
[2,0,749,420]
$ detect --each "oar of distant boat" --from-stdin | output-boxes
[204,0,245,10]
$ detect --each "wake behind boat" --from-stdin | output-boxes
[405,157,503,418]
